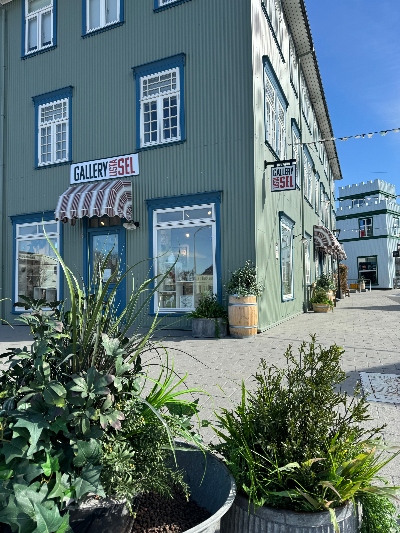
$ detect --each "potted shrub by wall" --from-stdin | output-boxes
[225,261,264,338]
[314,272,336,303]
[214,336,400,533]
[188,292,228,338]
[0,248,235,533]
[310,287,334,313]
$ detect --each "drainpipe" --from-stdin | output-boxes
[0,6,5,322]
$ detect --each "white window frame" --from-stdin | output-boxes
[351,199,365,208]
[264,64,287,158]
[86,0,120,33]
[303,150,313,205]
[159,0,179,4]
[14,220,60,312]
[153,204,216,313]
[393,217,399,236]
[359,217,373,238]
[140,67,181,148]
[289,38,299,95]
[25,0,53,55]
[304,236,311,285]
[280,216,294,300]
[38,97,69,166]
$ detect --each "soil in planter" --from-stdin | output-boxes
[131,489,212,533]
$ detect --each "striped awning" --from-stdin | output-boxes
[313,225,347,260]
[55,180,132,225]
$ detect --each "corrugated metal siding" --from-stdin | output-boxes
[1,0,256,325]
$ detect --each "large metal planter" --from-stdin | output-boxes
[174,445,236,533]
[192,318,228,338]
[221,493,359,533]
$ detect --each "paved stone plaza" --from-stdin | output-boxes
[1,289,400,488]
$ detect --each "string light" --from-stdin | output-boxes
[288,126,400,147]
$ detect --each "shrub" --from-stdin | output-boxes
[315,272,336,292]
[225,261,264,298]
[188,292,227,320]
[310,287,334,308]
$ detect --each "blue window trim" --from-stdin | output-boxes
[82,0,125,38]
[83,219,127,311]
[279,211,295,302]
[154,0,192,12]
[10,212,63,314]
[21,0,57,59]
[146,191,222,316]
[32,86,73,169]
[261,2,285,64]
[132,54,186,151]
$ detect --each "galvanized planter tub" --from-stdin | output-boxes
[221,493,359,533]
[192,318,228,338]
[174,445,236,533]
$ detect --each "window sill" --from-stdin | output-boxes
[282,296,294,302]
[82,21,125,39]
[35,160,72,170]
[154,0,192,12]
[149,311,190,317]
[22,45,57,60]
[137,139,186,152]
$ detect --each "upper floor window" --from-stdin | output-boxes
[32,87,73,168]
[393,217,399,236]
[352,199,365,208]
[303,149,313,205]
[133,55,185,149]
[264,58,287,159]
[359,217,372,238]
[25,0,54,55]
[314,173,320,212]
[84,0,123,34]
[289,38,298,95]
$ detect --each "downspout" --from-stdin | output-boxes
[0,6,5,322]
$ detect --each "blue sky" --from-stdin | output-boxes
[306,0,400,196]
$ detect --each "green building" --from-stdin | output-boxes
[0,0,344,331]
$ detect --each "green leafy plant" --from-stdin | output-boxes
[213,336,400,532]
[188,292,227,320]
[315,272,336,292]
[339,263,349,293]
[225,260,264,297]
[0,246,204,532]
[310,287,334,308]
[358,493,400,532]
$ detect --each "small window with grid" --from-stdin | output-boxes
[38,98,69,166]
[140,68,180,147]
[264,60,287,158]
[359,218,373,238]
[25,0,53,54]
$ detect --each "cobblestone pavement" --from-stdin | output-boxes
[1,289,400,487]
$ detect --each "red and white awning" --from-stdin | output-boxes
[55,180,132,225]
[313,225,347,260]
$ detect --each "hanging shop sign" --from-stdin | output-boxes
[268,159,297,192]
[70,153,139,185]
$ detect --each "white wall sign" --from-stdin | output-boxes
[70,153,139,185]
[271,163,297,192]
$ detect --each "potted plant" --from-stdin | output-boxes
[314,272,336,303]
[214,336,400,533]
[310,287,334,313]
[225,261,264,338]
[0,248,236,533]
[188,292,228,338]
[359,276,366,291]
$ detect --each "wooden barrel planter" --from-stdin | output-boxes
[228,295,258,338]
[312,304,331,313]
[221,493,359,533]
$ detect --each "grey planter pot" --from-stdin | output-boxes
[192,318,227,338]
[221,493,360,533]
[173,444,236,533]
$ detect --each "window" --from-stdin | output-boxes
[133,55,185,149]
[289,38,298,95]
[84,0,123,34]
[264,58,288,158]
[280,214,294,300]
[358,256,377,285]
[147,193,220,313]
[351,199,365,208]
[24,0,55,55]
[393,217,399,236]
[359,218,372,238]
[314,174,320,212]
[304,234,311,285]
[319,182,324,221]
[303,148,313,205]
[12,215,61,312]
[301,74,311,128]
[155,0,192,7]
[291,125,300,163]
[32,87,73,168]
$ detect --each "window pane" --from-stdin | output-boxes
[143,101,158,144]
[156,225,214,310]
[106,0,119,23]
[92,234,119,281]
[28,0,51,14]
[183,208,212,220]
[88,0,101,29]
[156,210,183,223]
[281,223,293,297]
[41,10,52,46]
[28,17,38,50]
[17,237,58,302]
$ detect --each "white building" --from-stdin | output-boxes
[336,180,400,289]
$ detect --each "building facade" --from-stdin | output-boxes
[337,180,400,289]
[0,0,343,330]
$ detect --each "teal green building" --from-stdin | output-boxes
[0,0,344,331]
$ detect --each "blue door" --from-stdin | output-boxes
[87,222,126,312]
